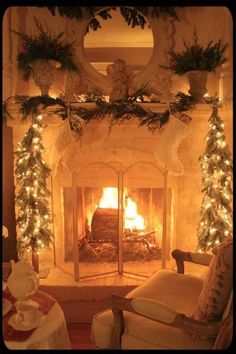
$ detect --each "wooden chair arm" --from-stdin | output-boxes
[107,295,223,349]
[171,249,213,274]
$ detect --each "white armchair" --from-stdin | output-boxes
[91,241,232,349]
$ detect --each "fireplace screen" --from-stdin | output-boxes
[53,160,174,280]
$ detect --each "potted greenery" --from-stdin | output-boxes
[12,17,78,95]
[161,28,228,101]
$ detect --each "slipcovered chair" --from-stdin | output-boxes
[91,241,233,349]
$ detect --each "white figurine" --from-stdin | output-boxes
[107,58,133,102]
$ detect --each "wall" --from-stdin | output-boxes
[2,122,17,261]
[2,7,17,261]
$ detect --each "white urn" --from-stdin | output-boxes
[30,59,61,96]
[7,260,39,301]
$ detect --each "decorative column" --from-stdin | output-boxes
[2,8,14,99]
[15,7,30,95]
[219,9,233,103]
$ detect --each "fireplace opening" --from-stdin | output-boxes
[64,186,164,262]
[54,159,174,280]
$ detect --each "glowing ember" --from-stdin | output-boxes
[98,187,145,231]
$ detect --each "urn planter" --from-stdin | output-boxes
[30,59,61,96]
[186,70,208,102]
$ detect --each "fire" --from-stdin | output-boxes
[125,197,145,231]
[98,187,145,231]
[99,187,118,208]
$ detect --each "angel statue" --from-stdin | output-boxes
[106,58,134,102]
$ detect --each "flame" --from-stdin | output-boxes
[125,197,145,231]
[98,187,145,231]
[99,187,118,208]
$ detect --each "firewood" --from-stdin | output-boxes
[91,208,119,240]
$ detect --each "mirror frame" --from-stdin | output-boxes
[74,8,167,92]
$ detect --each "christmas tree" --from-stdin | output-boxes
[197,104,233,252]
[15,114,53,269]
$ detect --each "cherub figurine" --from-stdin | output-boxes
[106,58,133,102]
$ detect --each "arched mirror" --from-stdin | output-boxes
[74,7,165,93]
[84,8,154,76]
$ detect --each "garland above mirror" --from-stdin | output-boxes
[45,6,180,34]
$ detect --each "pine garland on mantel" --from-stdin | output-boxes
[4,91,199,134]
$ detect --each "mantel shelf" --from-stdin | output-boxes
[5,100,225,128]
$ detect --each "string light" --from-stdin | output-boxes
[33,137,40,144]
[210,227,216,235]
[15,115,53,259]
[197,106,232,252]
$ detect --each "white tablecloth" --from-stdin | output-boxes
[4,302,71,349]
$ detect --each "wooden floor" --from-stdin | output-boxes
[67,322,96,349]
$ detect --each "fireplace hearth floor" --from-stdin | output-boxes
[39,260,207,322]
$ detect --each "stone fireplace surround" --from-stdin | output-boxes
[53,107,176,281]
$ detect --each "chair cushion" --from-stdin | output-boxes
[91,270,211,349]
[127,270,203,316]
[91,307,214,349]
[193,240,233,322]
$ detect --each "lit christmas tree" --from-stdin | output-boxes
[15,114,53,270]
[197,104,233,252]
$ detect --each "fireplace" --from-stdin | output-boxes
[53,135,175,281]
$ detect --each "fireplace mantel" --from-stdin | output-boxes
[7,101,230,171]
[6,101,216,128]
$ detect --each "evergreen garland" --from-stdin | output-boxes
[46,6,179,33]
[20,96,68,121]
[197,103,233,252]
[15,114,54,257]
[71,99,170,132]
[4,91,197,134]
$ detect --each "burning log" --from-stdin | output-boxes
[91,208,119,240]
